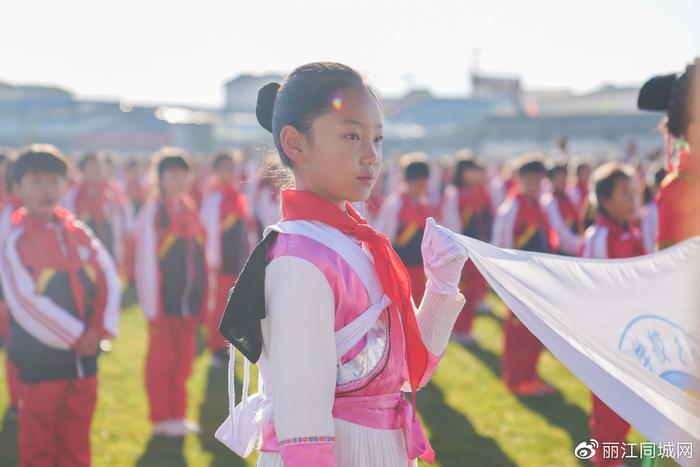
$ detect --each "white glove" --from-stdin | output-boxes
[421,217,469,295]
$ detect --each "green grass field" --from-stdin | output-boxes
[0,293,674,467]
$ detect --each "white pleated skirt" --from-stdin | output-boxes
[256,418,417,467]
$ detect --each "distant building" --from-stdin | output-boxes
[471,73,521,99]
[0,73,666,160]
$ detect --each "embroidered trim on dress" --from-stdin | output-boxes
[278,435,336,446]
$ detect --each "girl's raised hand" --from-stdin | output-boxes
[421,217,468,295]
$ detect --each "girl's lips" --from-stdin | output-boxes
[357,176,374,185]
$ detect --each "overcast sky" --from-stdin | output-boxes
[2,0,698,106]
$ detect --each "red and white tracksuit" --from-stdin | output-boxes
[375,191,435,304]
[62,181,134,282]
[441,184,492,335]
[0,207,120,467]
[0,195,22,411]
[134,195,207,423]
[492,191,551,389]
[581,214,645,466]
[200,184,255,352]
[540,189,581,256]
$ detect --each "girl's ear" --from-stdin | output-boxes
[280,125,306,164]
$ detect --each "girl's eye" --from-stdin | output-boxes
[374,135,384,144]
[345,133,361,141]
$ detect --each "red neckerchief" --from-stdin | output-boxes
[210,183,247,216]
[161,195,200,239]
[19,207,87,319]
[553,190,578,227]
[75,181,111,239]
[576,181,589,202]
[399,192,433,224]
[210,182,257,232]
[280,189,429,400]
[594,214,645,257]
[516,192,548,227]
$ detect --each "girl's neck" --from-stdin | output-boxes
[293,179,347,212]
[26,209,54,224]
[601,212,628,229]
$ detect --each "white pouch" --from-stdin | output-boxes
[214,349,265,458]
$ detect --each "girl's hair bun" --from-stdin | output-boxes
[256,82,281,133]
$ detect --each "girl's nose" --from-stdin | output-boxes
[363,142,380,166]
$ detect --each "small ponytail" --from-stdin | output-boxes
[256,82,280,133]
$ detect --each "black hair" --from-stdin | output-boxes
[212,150,237,169]
[547,160,568,179]
[255,62,379,168]
[5,161,16,189]
[452,157,484,187]
[638,59,698,139]
[592,162,634,218]
[575,161,591,177]
[516,156,546,177]
[404,161,430,181]
[666,62,696,138]
[78,152,102,171]
[154,147,190,179]
[653,165,667,188]
[13,144,69,182]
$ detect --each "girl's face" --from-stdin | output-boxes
[550,170,567,192]
[18,172,66,221]
[461,168,482,187]
[160,167,190,198]
[602,176,637,225]
[82,159,103,184]
[520,173,544,199]
[284,85,383,209]
[215,159,237,185]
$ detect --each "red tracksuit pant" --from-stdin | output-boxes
[0,303,20,409]
[590,394,630,466]
[502,310,543,389]
[18,376,97,467]
[145,315,197,423]
[454,261,487,334]
[206,272,237,352]
[405,264,426,305]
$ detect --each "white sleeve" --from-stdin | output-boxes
[416,287,466,355]
[440,185,462,233]
[89,228,122,337]
[134,200,159,321]
[541,195,581,255]
[200,191,222,269]
[640,204,658,254]
[566,185,581,208]
[581,226,609,259]
[489,178,505,210]
[257,187,281,229]
[0,228,84,349]
[491,198,518,248]
[60,187,78,213]
[373,193,401,242]
[262,255,337,444]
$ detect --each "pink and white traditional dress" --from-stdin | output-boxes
[217,190,466,467]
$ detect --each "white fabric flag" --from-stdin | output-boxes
[453,233,700,466]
